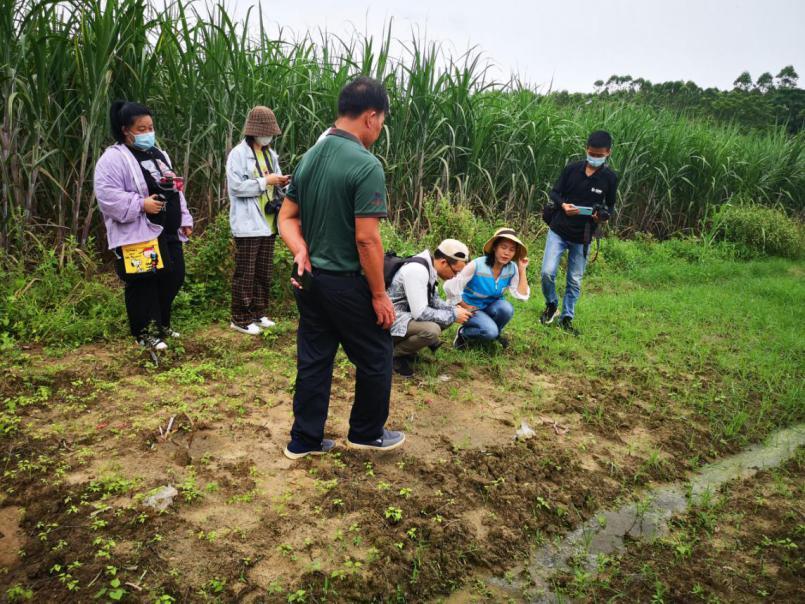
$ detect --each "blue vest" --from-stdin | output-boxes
[462,258,516,309]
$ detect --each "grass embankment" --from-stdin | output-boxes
[1,235,802,601]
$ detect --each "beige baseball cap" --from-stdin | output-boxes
[436,239,470,262]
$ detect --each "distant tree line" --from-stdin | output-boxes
[552,66,804,134]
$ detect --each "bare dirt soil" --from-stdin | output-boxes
[0,324,794,602]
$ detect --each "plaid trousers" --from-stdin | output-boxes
[231,235,276,326]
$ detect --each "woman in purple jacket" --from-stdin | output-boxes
[94,101,194,351]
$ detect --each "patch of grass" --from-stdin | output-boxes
[0,238,124,346]
[705,201,804,259]
[501,249,804,445]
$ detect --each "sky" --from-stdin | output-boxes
[228,0,805,92]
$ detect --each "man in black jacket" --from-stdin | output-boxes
[540,131,617,335]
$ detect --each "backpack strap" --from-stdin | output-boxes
[385,253,433,292]
[405,257,435,300]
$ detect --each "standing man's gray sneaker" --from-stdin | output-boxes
[283,438,336,460]
[347,429,406,451]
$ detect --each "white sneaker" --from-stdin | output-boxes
[258,316,276,329]
[138,336,168,351]
[230,321,262,335]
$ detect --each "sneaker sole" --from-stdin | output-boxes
[283,446,333,460]
[230,323,261,335]
[346,434,406,452]
[541,309,560,325]
[139,341,168,351]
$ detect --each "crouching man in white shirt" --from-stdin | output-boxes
[387,239,473,377]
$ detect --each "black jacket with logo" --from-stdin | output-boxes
[548,160,618,244]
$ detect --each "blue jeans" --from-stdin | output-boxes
[462,299,514,341]
[541,229,587,319]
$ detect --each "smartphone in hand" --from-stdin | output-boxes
[291,262,314,290]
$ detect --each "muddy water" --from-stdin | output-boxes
[452,423,805,603]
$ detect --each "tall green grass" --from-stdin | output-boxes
[1,0,803,258]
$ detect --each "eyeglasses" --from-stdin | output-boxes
[448,262,460,276]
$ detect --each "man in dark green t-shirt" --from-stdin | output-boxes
[285,128,388,272]
[278,76,405,460]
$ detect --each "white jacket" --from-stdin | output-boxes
[226,140,282,237]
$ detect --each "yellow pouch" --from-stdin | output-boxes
[120,238,164,274]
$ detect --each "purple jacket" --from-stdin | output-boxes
[94,143,193,250]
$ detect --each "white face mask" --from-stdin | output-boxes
[255,136,273,147]
[587,154,606,167]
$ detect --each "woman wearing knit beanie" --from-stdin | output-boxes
[225,106,289,335]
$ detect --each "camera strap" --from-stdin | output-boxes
[583,220,603,263]
[252,146,276,176]
[590,224,605,263]
[144,147,173,176]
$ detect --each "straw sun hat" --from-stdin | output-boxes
[243,106,281,137]
[483,227,527,260]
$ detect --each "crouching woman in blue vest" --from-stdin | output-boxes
[445,228,530,348]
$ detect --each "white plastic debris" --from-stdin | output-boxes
[437,374,451,382]
[143,485,178,511]
[515,421,536,441]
